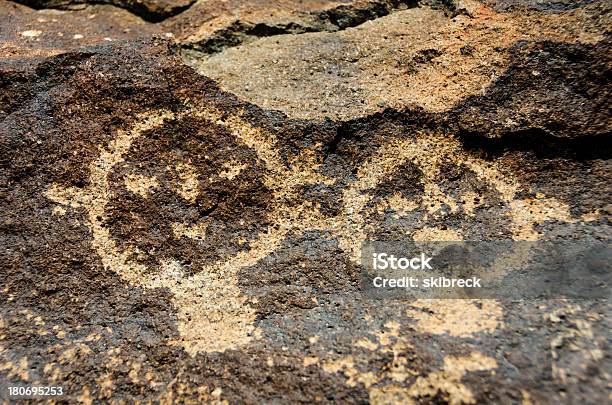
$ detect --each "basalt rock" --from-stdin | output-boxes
[0,0,610,403]
[11,0,197,22]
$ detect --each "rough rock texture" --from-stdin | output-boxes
[482,0,600,12]
[1,0,611,404]
[11,0,197,22]
[0,1,159,65]
[166,0,421,53]
[184,0,610,120]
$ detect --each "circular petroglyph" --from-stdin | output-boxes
[334,131,579,262]
[316,131,588,400]
[45,103,336,355]
[303,130,589,400]
[105,113,272,273]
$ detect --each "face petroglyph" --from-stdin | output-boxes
[104,114,272,272]
[336,131,584,264]
[44,101,589,360]
[44,101,336,355]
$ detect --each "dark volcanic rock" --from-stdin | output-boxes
[0,1,610,403]
[452,38,612,138]
[0,1,161,119]
[11,0,197,22]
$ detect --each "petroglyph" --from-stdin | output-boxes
[306,131,585,400]
[45,101,585,356]
[46,106,274,355]
[336,131,578,263]
[45,101,337,355]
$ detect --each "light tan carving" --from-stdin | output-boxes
[46,105,581,357]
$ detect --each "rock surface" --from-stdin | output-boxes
[1,0,610,403]
[12,0,197,22]
[184,0,609,121]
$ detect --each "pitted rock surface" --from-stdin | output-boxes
[1,0,610,403]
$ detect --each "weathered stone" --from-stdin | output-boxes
[0,1,159,65]
[12,0,197,22]
[167,0,421,53]
[482,0,600,12]
[184,0,608,121]
[0,0,610,403]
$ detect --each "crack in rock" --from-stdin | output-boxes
[178,0,431,55]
